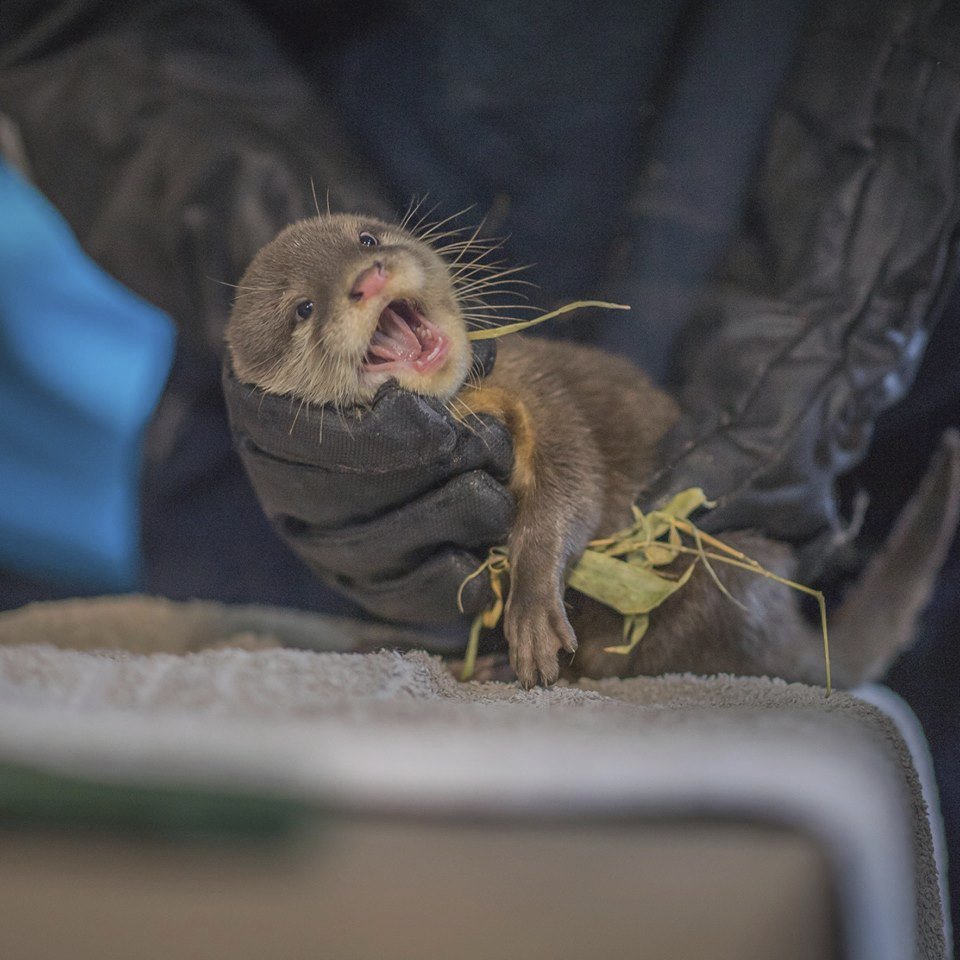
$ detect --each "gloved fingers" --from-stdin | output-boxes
[639,419,839,537]
[225,368,456,469]
[221,340,515,624]
[230,402,514,529]
[223,355,515,533]
[329,548,502,624]
[279,470,515,584]
[223,363,513,476]
[238,440,438,527]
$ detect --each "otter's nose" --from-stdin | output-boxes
[350,261,388,301]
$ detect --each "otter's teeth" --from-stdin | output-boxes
[371,305,422,361]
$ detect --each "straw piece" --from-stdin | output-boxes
[457,488,832,693]
[465,301,629,340]
[603,614,650,656]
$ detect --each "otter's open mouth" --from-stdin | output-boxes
[362,300,450,375]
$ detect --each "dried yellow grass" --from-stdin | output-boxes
[459,489,832,694]
[465,301,630,340]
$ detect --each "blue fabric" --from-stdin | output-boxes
[0,162,175,589]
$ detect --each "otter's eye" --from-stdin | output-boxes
[294,300,314,322]
[359,231,379,247]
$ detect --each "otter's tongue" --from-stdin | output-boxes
[367,304,423,362]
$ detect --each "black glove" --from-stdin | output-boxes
[638,0,960,580]
[1,0,517,620]
[222,340,516,623]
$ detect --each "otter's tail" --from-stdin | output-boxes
[828,429,960,686]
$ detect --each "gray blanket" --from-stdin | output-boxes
[0,595,947,960]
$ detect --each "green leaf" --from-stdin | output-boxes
[603,615,650,655]
[567,550,697,616]
[642,523,681,566]
[653,487,712,522]
[622,488,712,551]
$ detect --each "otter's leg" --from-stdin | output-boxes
[455,385,600,686]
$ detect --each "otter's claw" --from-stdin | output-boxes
[505,596,578,688]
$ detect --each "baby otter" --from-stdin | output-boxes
[227,212,960,689]
[227,216,471,407]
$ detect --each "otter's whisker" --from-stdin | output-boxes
[399,194,429,230]
[425,223,486,239]
[446,219,492,266]
[416,204,477,242]
[444,245,505,264]
[289,397,308,435]
[451,260,534,284]
[434,235,504,252]
[462,311,539,322]
[446,257,512,276]
[456,281,538,299]
[466,354,488,389]
[451,269,514,287]
[410,201,443,235]
[460,302,539,316]
[459,297,538,309]
[454,264,532,285]
[456,283,539,299]
[447,396,483,434]
[461,306,541,316]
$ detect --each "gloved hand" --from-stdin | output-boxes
[222,340,516,623]
[638,0,960,583]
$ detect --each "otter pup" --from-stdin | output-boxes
[227,212,960,689]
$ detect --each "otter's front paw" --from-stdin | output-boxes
[505,595,578,688]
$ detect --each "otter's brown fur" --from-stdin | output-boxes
[228,213,960,689]
[227,214,470,407]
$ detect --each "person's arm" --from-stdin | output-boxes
[640,0,960,580]
[222,342,515,622]
[0,0,516,615]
